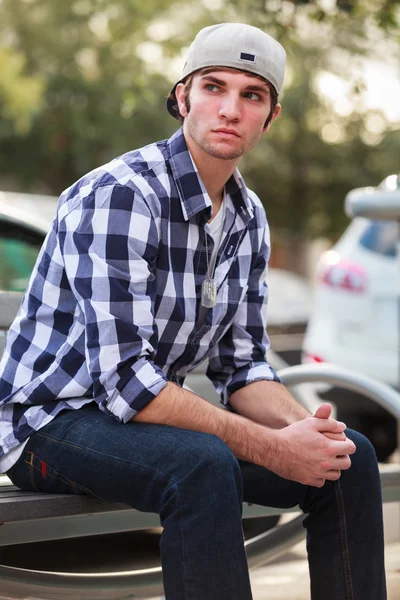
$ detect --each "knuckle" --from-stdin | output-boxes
[325,446,337,457]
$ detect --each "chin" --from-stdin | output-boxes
[208,148,244,160]
[203,141,244,161]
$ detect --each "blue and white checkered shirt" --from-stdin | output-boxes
[0,127,279,466]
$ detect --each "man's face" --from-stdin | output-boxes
[175,69,281,161]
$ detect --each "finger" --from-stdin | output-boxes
[314,403,332,420]
[314,417,347,434]
[325,470,341,481]
[309,478,325,488]
[326,440,356,456]
[322,456,352,471]
[335,456,352,470]
[323,432,347,442]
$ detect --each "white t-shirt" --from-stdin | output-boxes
[208,193,226,268]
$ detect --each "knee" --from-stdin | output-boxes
[179,433,242,492]
[345,428,380,482]
[194,433,240,476]
[346,428,377,461]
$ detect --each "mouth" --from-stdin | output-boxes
[212,128,241,138]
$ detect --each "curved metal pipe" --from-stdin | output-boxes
[0,514,307,599]
[0,562,164,599]
[277,363,400,420]
[245,514,305,569]
[268,349,323,414]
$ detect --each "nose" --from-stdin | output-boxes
[218,93,241,121]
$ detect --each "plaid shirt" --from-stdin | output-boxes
[0,127,279,462]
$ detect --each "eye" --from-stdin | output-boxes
[204,83,220,93]
[244,92,262,101]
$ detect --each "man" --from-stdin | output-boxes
[0,23,386,599]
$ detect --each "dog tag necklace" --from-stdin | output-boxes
[201,197,226,308]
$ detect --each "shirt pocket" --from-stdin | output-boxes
[213,283,248,328]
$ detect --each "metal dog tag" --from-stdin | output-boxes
[201,278,217,308]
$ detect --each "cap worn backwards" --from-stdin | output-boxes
[166,22,286,120]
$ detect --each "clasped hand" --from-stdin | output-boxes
[276,403,356,488]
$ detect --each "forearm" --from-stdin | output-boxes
[229,380,310,429]
[132,382,281,468]
[132,381,355,488]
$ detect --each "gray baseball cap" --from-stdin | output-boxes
[166,23,286,120]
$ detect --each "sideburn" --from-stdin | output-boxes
[184,90,191,116]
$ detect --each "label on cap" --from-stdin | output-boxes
[239,52,256,63]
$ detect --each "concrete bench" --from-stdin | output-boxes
[1,291,400,599]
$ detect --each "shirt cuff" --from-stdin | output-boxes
[222,361,281,405]
[100,358,168,423]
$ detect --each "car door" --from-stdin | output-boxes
[0,213,45,292]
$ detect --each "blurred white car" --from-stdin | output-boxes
[0,191,58,292]
[267,268,311,328]
[302,174,400,460]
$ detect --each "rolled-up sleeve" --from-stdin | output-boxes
[207,220,280,405]
[60,184,167,423]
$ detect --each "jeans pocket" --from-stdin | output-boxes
[8,444,107,501]
[26,450,107,499]
[6,448,40,493]
[8,449,75,494]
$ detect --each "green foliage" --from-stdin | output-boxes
[0,0,398,243]
[0,47,44,133]
[0,0,178,190]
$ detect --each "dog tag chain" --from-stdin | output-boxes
[201,199,226,308]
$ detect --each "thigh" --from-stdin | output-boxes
[239,460,308,510]
[7,403,234,514]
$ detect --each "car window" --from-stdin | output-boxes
[0,237,40,292]
[359,221,398,258]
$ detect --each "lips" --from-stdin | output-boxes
[213,128,240,137]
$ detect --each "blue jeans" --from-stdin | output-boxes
[7,403,386,599]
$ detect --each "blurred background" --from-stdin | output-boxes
[0,0,399,273]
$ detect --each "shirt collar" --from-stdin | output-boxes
[166,127,254,224]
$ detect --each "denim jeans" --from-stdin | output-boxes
[7,403,386,600]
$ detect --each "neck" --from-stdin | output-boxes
[183,127,240,216]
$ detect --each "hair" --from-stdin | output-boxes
[168,66,279,127]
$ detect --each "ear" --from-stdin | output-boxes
[175,83,189,119]
[263,103,281,133]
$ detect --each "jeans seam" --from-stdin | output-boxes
[36,431,179,484]
[335,480,355,600]
[175,481,189,600]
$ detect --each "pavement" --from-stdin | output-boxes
[249,539,400,599]
[148,539,400,600]
[1,539,398,599]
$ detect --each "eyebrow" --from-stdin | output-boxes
[200,74,270,95]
